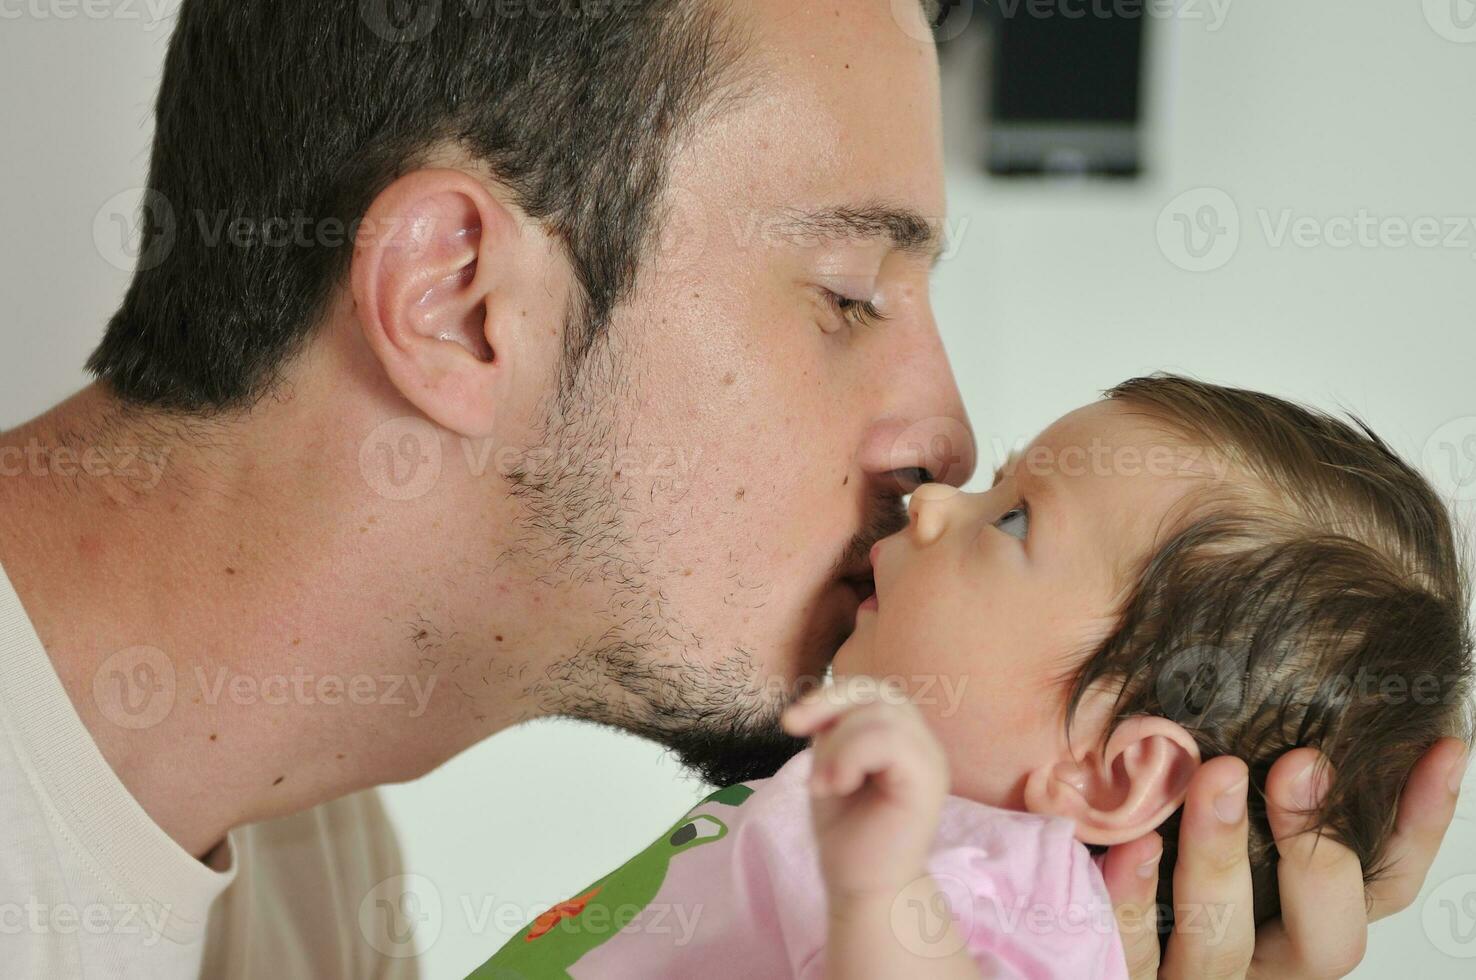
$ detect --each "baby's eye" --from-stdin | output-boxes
[994,504,1029,541]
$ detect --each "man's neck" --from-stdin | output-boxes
[0,384,536,858]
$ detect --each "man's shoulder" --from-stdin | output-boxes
[236,785,403,867]
[204,788,422,980]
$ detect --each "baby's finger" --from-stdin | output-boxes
[782,677,907,738]
[813,713,919,799]
[808,701,898,768]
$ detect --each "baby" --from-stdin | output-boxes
[471,375,1473,979]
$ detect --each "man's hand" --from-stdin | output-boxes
[781,677,950,901]
[1102,738,1469,980]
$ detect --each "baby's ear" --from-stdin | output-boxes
[1023,716,1200,846]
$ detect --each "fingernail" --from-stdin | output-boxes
[1136,842,1163,879]
[1450,748,1470,796]
[1213,778,1248,824]
[1292,762,1330,811]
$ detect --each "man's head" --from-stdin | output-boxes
[87,0,975,784]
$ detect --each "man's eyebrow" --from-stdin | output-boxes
[780,204,946,266]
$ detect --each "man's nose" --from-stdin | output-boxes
[888,412,977,492]
[857,350,977,494]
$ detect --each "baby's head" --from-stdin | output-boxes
[835,374,1473,923]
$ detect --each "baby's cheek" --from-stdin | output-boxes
[928,676,1065,808]
[893,576,982,647]
[873,608,957,680]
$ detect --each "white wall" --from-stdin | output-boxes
[2,2,1473,977]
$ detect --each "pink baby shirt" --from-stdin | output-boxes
[477,748,1129,980]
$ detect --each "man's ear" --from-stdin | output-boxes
[1023,716,1200,846]
[351,168,523,438]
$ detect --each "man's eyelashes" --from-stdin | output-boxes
[818,287,888,332]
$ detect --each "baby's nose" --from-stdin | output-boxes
[908,483,963,545]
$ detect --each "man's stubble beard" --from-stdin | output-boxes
[505,328,907,786]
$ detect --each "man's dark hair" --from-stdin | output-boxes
[1064,375,1473,930]
[88,0,746,412]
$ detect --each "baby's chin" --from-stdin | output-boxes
[828,612,876,680]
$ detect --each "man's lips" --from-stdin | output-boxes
[841,573,875,605]
[858,540,887,610]
[838,541,884,611]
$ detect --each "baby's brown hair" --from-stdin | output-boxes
[1063,374,1473,927]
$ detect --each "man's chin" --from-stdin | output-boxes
[790,590,860,685]
[654,637,843,785]
[661,721,809,787]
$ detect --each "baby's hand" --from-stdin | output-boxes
[781,677,950,902]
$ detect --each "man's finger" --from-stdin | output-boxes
[1367,736,1467,919]
[1161,755,1255,980]
[1101,831,1165,980]
[1252,749,1366,979]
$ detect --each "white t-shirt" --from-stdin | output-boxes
[0,561,420,979]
